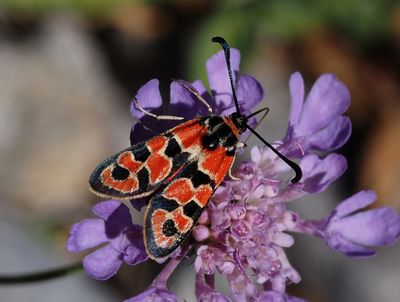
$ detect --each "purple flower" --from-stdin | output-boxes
[66,200,148,280]
[195,273,231,302]
[283,72,351,157]
[251,291,308,302]
[124,286,178,302]
[130,49,263,144]
[304,190,400,257]
[67,42,400,302]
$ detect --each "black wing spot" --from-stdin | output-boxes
[111,164,130,181]
[179,162,214,188]
[133,144,151,162]
[192,170,212,188]
[137,168,149,192]
[165,137,181,158]
[183,200,201,218]
[162,219,178,237]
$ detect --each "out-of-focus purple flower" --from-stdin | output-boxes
[66,200,148,280]
[130,49,263,144]
[195,273,231,302]
[283,72,351,157]
[303,190,400,257]
[124,286,178,302]
[251,291,308,302]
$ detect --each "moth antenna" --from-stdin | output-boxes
[212,36,241,114]
[246,106,269,119]
[245,124,302,183]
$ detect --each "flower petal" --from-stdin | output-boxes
[82,243,123,280]
[92,200,122,220]
[130,79,162,119]
[296,74,350,136]
[206,48,240,112]
[169,80,208,118]
[236,75,264,114]
[300,153,347,193]
[335,190,377,218]
[124,287,178,302]
[330,207,400,247]
[324,232,376,257]
[306,116,352,151]
[288,72,304,128]
[66,219,108,252]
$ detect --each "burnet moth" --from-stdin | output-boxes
[89,37,302,260]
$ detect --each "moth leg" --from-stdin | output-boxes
[228,165,241,180]
[133,97,185,121]
[174,79,213,116]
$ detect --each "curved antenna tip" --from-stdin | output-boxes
[212,36,225,43]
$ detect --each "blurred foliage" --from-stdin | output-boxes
[1,0,139,17]
[2,0,396,39]
[186,0,398,83]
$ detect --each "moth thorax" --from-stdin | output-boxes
[229,112,247,134]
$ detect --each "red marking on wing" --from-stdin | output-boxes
[101,167,138,193]
[172,121,204,149]
[118,151,141,172]
[163,179,192,204]
[152,209,175,248]
[147,136,168,152]
[195,185,213,207]
[200,147,234,184]
[147,153,171,184]
[172,208,192,233]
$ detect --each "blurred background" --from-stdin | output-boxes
[0,0,399,301]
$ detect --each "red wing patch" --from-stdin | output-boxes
[144,149,235,259]
[89,119,205,200]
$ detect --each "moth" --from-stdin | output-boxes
[89,37,302,260]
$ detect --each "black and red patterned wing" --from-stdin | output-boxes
[89,119,206,200]
[144,146,235,259]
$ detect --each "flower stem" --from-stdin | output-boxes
[0,263,82,285]
[152,244,192,288]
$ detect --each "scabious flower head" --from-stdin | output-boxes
[66,200,148,280]
[67,47,400,301]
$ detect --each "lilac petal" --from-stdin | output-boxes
[104,204,134,238]
[124,244,148,265]
[236,75,264,114]
[330,207,400,247]
[130,119,176,145]
[306,116,351,151]
[300,153,347,193]
[169,80,208,118]
[287,295,309,302]
[82,243,123,280]
[296,74,350,136]
[131,198,146,211]
[335,190,377,218]
[325,232,376,257]
[288,72,304,127]
[92,200,122,220]
[130,79,162,119]
[206,48,240,112]
[191,79,216,111]
[253,291,286,302]
[198,292,231,302]
[122,227,148,265]
[124,287,178,302]
[66,219,108,252]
